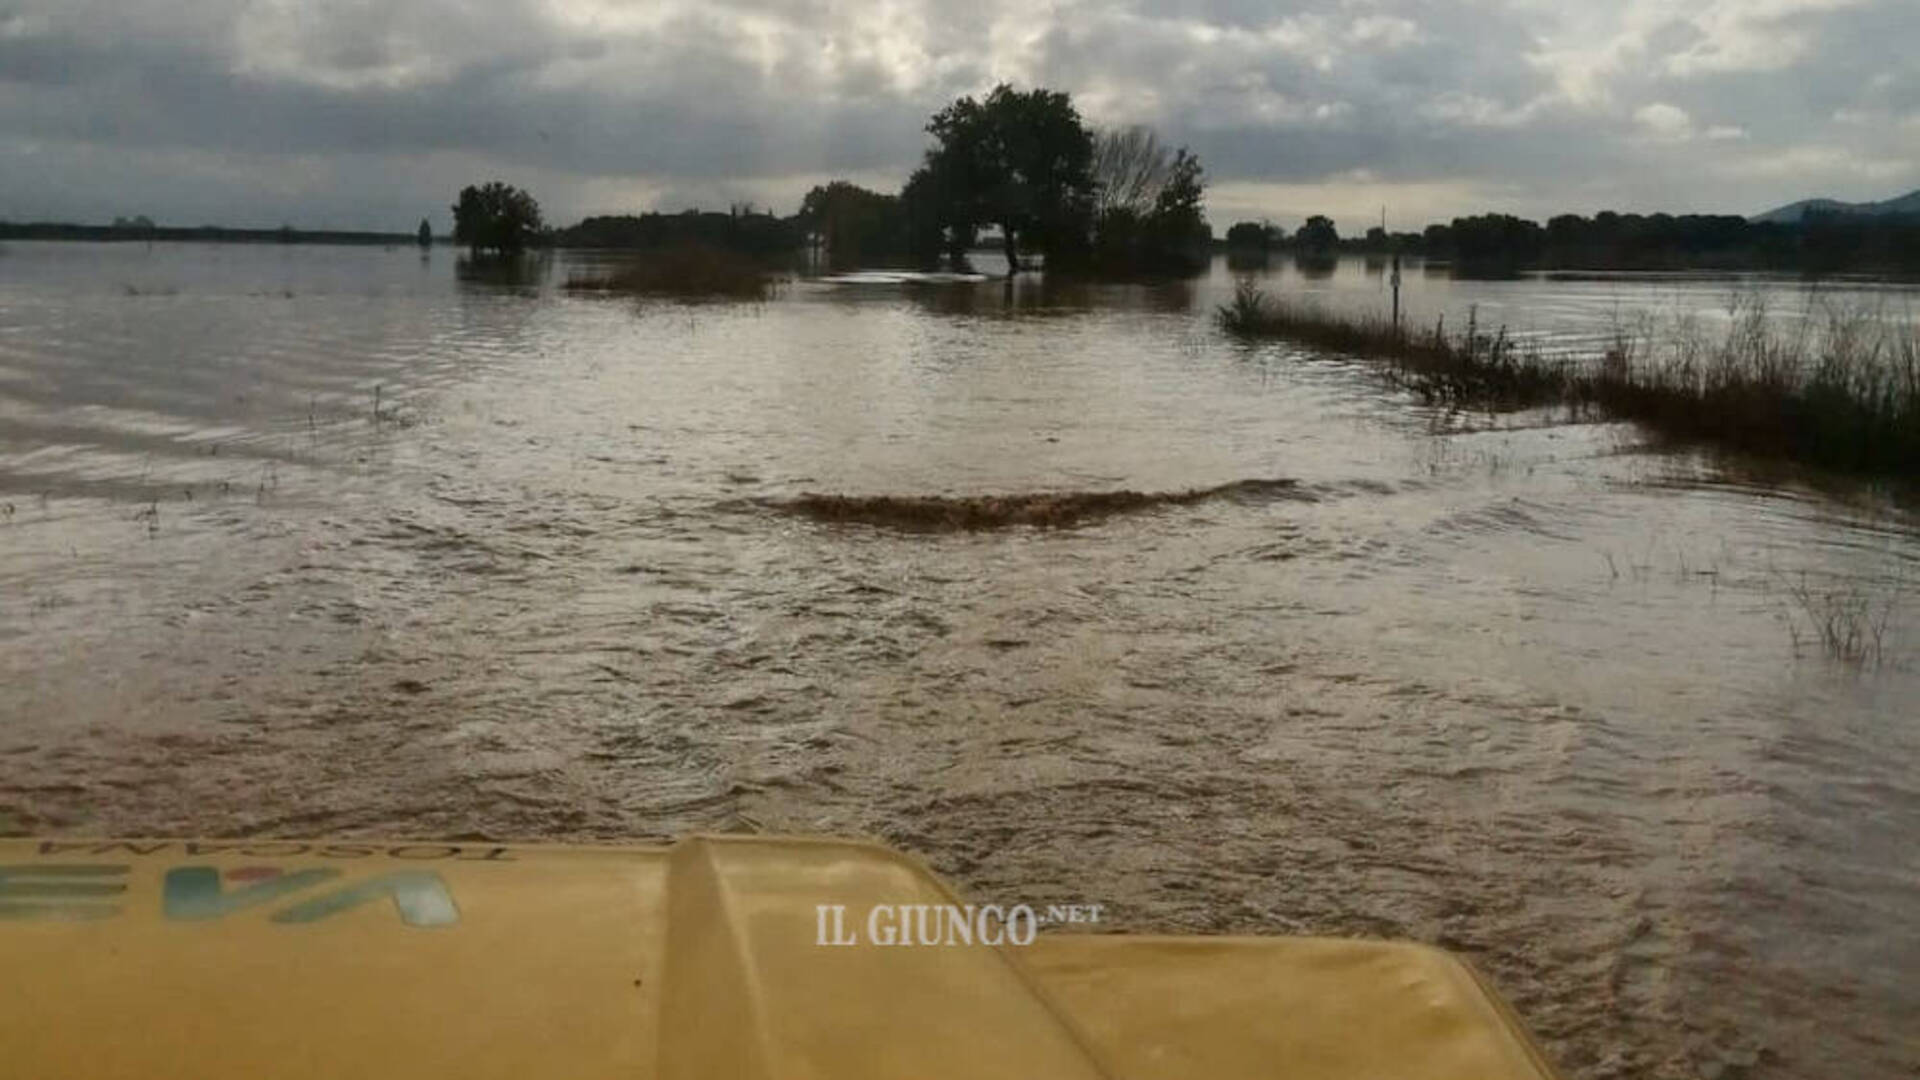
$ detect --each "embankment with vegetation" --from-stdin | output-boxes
[0,221,419,246]
[551,209,798,255]
[1218,281,1920,479]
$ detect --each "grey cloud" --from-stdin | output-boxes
[0,0,1913,229]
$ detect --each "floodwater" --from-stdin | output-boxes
[2,241,1917,1079]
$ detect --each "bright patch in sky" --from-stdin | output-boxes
[0,0,1912,230]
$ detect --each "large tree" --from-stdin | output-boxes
[451,182,543,256]
[908,85,1096,273]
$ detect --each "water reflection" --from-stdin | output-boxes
[455,251,552,292]
[1293,253,1338,278]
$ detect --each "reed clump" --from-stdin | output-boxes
[1577,301,1920,475]
[563,243,778,299]
[1781,571,1898,667]
[1218,280,1920,477]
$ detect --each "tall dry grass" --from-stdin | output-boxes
[1219,280,1920,477]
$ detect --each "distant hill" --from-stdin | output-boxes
[1751,188,1920,224]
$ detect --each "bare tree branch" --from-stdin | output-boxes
[1091,125,1172,218]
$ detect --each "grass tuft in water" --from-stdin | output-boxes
[1781,571,1900,667]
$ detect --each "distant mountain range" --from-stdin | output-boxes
[1751,188,1920,224]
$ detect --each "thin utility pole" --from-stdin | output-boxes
[1385,206,1401,333]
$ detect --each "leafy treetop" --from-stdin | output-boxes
[452,182,543,256]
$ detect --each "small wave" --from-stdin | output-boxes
[769,478,1306,530]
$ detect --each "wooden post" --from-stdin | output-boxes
[1389,254,1402,333]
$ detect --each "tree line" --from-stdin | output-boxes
[444,82,1916,279]
[1221,209,1920,276]
[0,220,419,246]
[451,85,1211,276]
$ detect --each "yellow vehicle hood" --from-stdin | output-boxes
[0,834,1559,1079]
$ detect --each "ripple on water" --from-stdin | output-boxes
[0,245,1917,1080]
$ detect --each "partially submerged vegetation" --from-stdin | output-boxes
[553,207,798,255]
[1217,281,1571,410]
[1219,280,1920,478]
[562,244,779,299]
[1781,571,1901,667]
[775,478,1304,530]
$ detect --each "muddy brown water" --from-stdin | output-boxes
[2,242,1917,1079]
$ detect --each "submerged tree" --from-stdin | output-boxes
[1089,134,1210,275]
[797,181,909,265]
[451,182,543,256]
[1297,214,1339,255]
[908,85,1096,273]
[899,167,954,262]
[1141,147,1209,270]
[416,218,433,248]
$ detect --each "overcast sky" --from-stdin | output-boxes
[1,0,1915,233]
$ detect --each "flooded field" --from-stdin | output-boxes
[2,241,1916,1079]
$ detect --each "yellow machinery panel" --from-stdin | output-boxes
[0,835,1560,1079]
